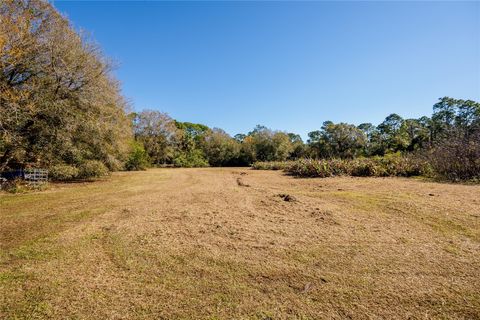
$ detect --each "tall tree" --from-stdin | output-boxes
[432,97,480,140]
[0,0,132,172]
[134,110,178,165]
[308,122,367,158]
[201,128,240,166]
[377,113,408,153]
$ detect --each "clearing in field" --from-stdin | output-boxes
[1,168,479,319]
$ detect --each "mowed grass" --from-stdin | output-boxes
[1,168,479,319]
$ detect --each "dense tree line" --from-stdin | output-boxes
[128,112,306,169]
[128,97,479,180]
[307,97,479,159]
[1,1,478,181]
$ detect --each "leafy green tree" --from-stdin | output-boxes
[272,132,294,161]
[377,114,409,153]
[357,123,376,155]
[172,149,209,168]
[400,118,430,151]
[234,135,255,165]
[432,97,480,140]
[174,121,210,154]
[0,0,132,175]
[288,133,305,159]
[308,122,367,158]
[307,130,323,157]
[427,97,480,180]
[244,125,294,162]
[125,141,150,171]
[234,134,246,142]
[201,128,240,166]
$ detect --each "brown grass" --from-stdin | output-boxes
[1,168,479,319]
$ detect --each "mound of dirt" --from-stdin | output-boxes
[237,178,250,187]
[278,193,297,202]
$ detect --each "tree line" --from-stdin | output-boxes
[128,114,305,169]
[1,0,479,181]
[128,97,479,179]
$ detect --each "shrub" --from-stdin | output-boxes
[262,155,430,179]
[105,155,123,172]
[173,150,209,168]
[1,179,29,193]
[379,154,432,177]
[349,158,382,177]
[287,159,333,177]
[49,164,79,181]
[427,133,480,181]
[252,161,293,170]
[125,141,150,171]
[78,160,109,179]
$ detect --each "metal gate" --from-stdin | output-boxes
[23,169,48,186]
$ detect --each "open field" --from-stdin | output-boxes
[1,168,479,319]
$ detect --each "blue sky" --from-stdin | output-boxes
[53,1,479,139]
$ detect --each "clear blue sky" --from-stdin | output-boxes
[53,1,479,139]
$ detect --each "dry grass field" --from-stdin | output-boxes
[1,168,479,319]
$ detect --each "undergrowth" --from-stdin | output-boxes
[253,154,432,178]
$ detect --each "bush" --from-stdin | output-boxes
[105,155,123,172]
[78,160,109,179]
[287,159,333,177]
[349,158,382,177]
[252,161,293,170]
[258,155,430,179]
[125,141,150,171]
[427,133,480,181]
[373,154,421,177]
[49,164,79,181]
[173,150,209,168]
[1,179,29,193]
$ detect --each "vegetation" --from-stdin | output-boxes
[251,161,294,171]
[124,141,149,171]
[426,132,480,181]
[130,97,478,181]
[251,98,479,181]
[0,1,478,182]
[0,2,479,319]
[254,154,431,178]
[77,160,109,179]
[48,164,80,181]
[130,114,304,168]
[0,0,131,178]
